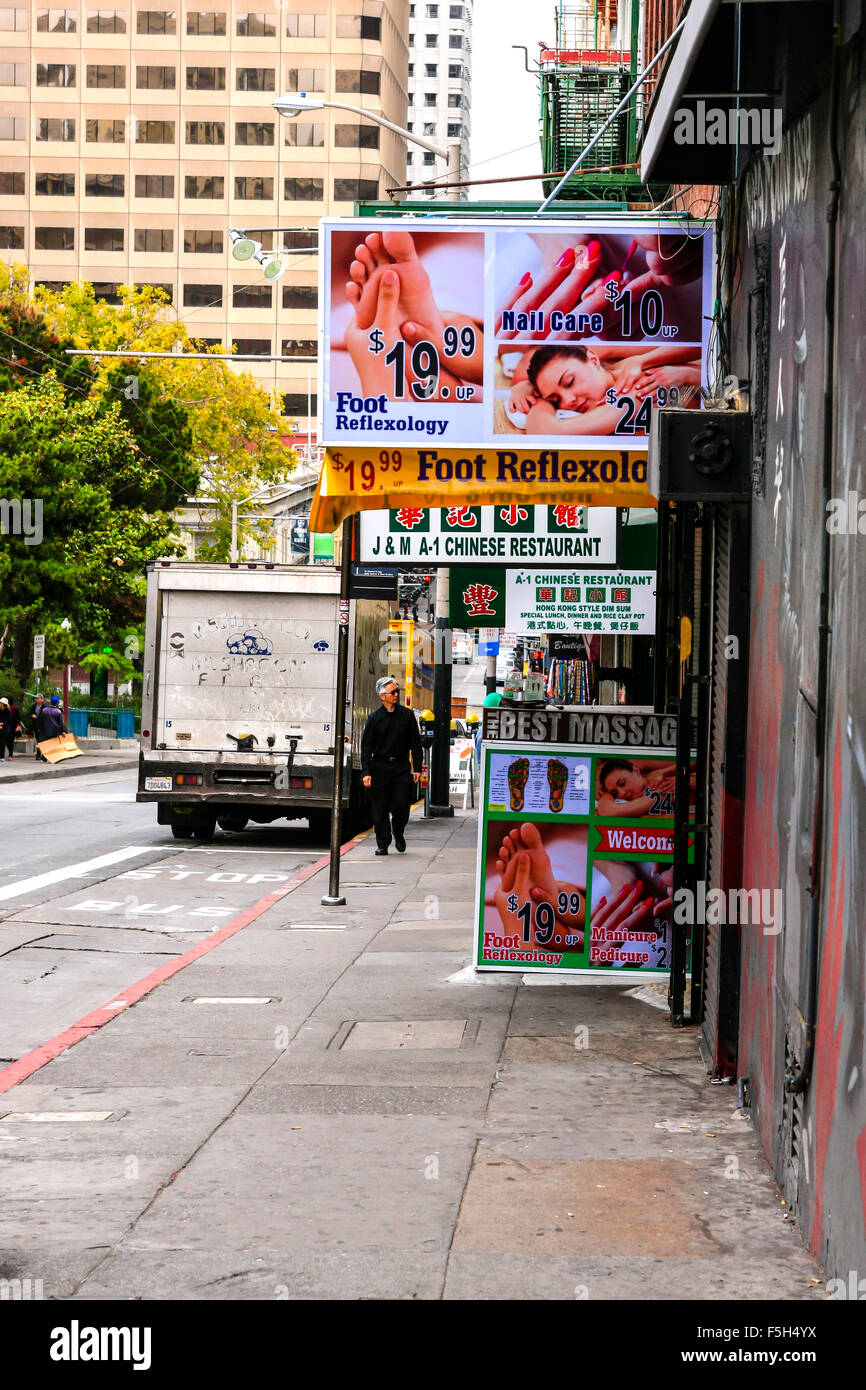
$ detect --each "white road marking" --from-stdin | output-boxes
[0,1112,115,1123]
[0,846,155,904]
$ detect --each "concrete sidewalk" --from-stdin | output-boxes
[0,746,139,784]
[0,806,824,1301]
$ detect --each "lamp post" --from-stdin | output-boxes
[271,95,460,904]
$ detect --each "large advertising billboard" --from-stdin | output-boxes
[321,218,713,451]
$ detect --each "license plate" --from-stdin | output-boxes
[144,776,172,791]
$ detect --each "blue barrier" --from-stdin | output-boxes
[116,710,135,739]
[68,709,88,738]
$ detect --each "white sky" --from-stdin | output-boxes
[467,0,557,204]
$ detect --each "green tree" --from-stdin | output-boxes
[0,373,182,685]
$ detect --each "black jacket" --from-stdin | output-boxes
[361,703,422,776]
[35,705,66,741]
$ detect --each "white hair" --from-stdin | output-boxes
[376,677,398,695]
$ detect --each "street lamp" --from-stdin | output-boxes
[272,92,461,179]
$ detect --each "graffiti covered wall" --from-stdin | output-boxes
[731,29,866,1278]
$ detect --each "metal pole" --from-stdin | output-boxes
[485,653,497,696]
[62,663,70,726]
[427,568,454,817]
[230,501,239,564]
[537,20,686,212]
[321,515,353,906]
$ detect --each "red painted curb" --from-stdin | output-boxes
[0,830,368,1095]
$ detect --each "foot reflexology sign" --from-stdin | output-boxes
[475,712,696,978]
[313,217,712,529]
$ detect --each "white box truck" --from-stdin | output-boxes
[137,561,390,839]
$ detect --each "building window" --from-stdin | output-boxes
[236,11,274,36]
[236,67,275,92]
[87,64,126,88]
[448,34,462,48]
[0,171,24,195]
[136,282,173,300]
[283,177,323,202]
[423,152,435,165]
[233,338,271,356]
[424,33,436,47]
[3,62,29,84]
[36,8,75,30]
[183,229,222,253]
[281,339,316,357]
[285,67,324,92]
[84,226,124,252]
[186,66,225,90]
[423,121,435,134]
[287,14,325,37]
[281,230,317,251]
[447,122,461,138]
[137,120,175,143]
[183,282,222,307]
[185,175,224,198]
[232,283,271,309]
[34,225,74,250]
[137,10,175,33]
[334,123,379,150]
[92,282,122,303]
[282,392,318,416]
[408,64,414,77]
[335,69,380,94]
[423,92,436,106]
[86,118,125,142]
[186,9,224,34]
[0,116,25,139]
[135,227,173,253]
[450,3,463,15]
[35,171,75,195]
[284,121,323,147]
[447,92,462,107]
[333,177,379,202]
[335,14,380,39]
[425,63,437,77]
[235,121,273,146]
[137,65,175,89]
[135,173,173,197]
[234,176,273,200]
[86,10,126,32]
[426,4,439,14]
[185,120,224,144]
[0,8,26,28]
[37,117,76,141]
[448,63,462,78]
[0,225,24,248]
[85,172,125,196]
[282,285,316,310]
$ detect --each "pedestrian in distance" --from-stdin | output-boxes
[0,698,15,761]
[28,693,45,758]
[35,694,66,760]
[361,677,423,855]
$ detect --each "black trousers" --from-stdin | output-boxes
[369,765,414,850]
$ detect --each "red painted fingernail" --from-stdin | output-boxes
[586,239,601,258]
[616,883,631,899]
[596,896,607,909]
[556,248,575,269]
[638,897,656,911]
[518,271,531,286]
[604,270,622,285]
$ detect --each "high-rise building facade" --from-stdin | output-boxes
[406,0,470,198]
[0,1,410,435]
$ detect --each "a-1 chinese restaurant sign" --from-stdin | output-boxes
[358,503,618,565]
[320,217,712,452]
[309,447,652,532]
[450,566,656,635]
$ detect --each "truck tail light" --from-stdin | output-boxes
[176,773,203,786]
[290,776,313,789]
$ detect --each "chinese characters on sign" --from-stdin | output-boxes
[359,504,618,565]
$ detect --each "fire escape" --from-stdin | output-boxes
[539,1,669,203]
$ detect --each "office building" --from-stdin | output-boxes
[406,0,471,198]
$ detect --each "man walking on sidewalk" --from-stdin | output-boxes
[361,677,422,856]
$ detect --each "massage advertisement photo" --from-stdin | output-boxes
[475,744,696,977]
[321,218,713,450]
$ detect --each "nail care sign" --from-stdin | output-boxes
[321,217,714,452]
[474,740,695,978]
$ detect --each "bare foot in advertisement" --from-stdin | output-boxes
[346,230,445,336]
[496,823,585,935]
